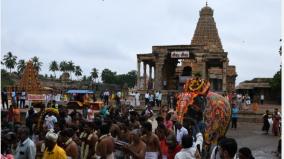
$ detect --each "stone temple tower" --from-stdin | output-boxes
[137,4,237,94]
[191,3,223,52]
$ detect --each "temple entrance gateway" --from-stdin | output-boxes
[136,4,237,105]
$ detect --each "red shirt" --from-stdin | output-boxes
[167,145,182,159]
[160,139,168,157]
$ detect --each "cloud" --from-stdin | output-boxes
[1,0,281,85]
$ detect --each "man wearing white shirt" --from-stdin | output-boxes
[175,122,203,159]
[134,92,140,106]
[115,91,122,106]
[175,122,188,145]
[15,126,36,159]
[145,91,150,106]
[103,90,110,105]
[157,91,162,107]
[260,94,264,105]
[20,90,26,108]
[12,89,16,105]
[155,91,159,107]
[44,112,58,130]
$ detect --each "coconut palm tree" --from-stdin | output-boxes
[49,60,59,78]
[91,68,99,82]
[60,61,70,81]
[90,68,99,90]
[66,61,75,80]
[74,66,82,80]
[31,56,43,72]
[59,61,68,73]
[17,59,26,74]
[3,52,17,73]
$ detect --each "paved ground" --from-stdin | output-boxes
[226,122,280,159]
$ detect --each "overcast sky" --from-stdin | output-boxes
[1,0,281,85]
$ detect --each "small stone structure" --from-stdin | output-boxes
[236,78,277,103]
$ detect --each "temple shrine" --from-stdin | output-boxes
[17,61,42,94]
[136,4,237,95]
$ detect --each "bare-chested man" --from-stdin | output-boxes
[124,129,146,159]
[141,122,162,159]
[60,128,79,159]
[95,123,115,159]
[80,122,98,159]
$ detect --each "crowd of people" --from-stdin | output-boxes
[0,88,281,159]
[262,108,281,136]
[1,88,27,109]
[2,99,260,159]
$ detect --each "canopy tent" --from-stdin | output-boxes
[66,89,95,94]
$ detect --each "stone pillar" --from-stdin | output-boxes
[143,62,147,90]
[137,60,141,89]
[222,60,228,92]
[202,58,206,79]
[154,63,163,90]
[153,66,156,89]
[149,66,152,80]
[149,66,152,89]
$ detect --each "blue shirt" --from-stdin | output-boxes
[232,107,239,118]
[15,137,36,159]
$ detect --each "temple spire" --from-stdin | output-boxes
[191,4,224,52]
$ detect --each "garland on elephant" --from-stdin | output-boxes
[176,78,210,123]
[176,78,231,152]
[36,108,60,131]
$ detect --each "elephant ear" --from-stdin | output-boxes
[203,92,231,145]
[176,93,192,123]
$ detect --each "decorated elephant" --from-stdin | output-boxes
[176,78,231,156]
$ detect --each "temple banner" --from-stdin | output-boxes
[171,51,190,58]
[28,94,46,101]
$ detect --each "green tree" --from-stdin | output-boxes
[1,69,15,89]
[59,61,69,81]
[80,75,92,86]
[270,69,281,102]
[17,59,26,75]
[67,61,75,79]
[269,39,282,104]
[115,70,137,88]
[49,60,59,78]
[75,66,83,79]
[270,70,281,90]
[101,68,116,84]
[31,56,43,72]
[3,52,17,73]
[82,75,87,81]
[60,61,68,73]
[91,68,99,82]
[126,70,137,88]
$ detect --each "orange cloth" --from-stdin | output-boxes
[13,108,20,123]
[160,139,168,157]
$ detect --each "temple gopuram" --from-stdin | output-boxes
[136,4,237,97]
[18,61,42,94]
